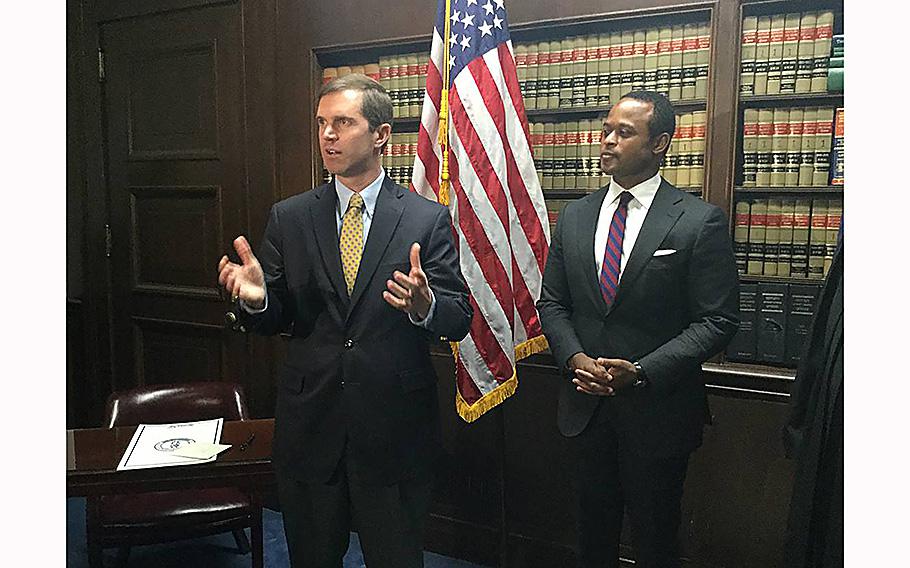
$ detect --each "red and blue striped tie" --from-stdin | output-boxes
[600,191,633,307]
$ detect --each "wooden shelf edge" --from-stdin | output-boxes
[739,273,826,284]
[735,186,843,194]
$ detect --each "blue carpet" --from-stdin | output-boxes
[67,498,488,567]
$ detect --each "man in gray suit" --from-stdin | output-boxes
[537,91,739,568]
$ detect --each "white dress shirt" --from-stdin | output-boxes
[593,173,662,284]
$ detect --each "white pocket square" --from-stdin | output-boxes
[653,249,677,257]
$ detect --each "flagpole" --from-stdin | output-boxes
[438,0,452,206]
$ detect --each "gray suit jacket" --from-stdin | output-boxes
[537,180,739,457]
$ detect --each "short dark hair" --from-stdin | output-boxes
[317,73,393,132]
[620,90,676,141]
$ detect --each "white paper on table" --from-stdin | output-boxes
[116,418,224,471]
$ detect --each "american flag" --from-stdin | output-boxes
[411,0,550,422]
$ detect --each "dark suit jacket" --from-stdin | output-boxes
[537,180,739,458]
[242,177,472,485]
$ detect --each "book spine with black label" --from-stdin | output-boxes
[565,121,579,189]
[609,31,624,105]
[388,57,402,118]
[734,200,751,274]
[691,111,706,188]
[572,36,588,108]
[530,122,543,187]
[740,16,758,96]
[668,25,684,101]
[663,138,678,186]
[597,34,611,107]
[644,28,660,92]
[558,38,573,108]
[786,108,804,187]
[553,122,567,190]
[525,43,539,110]
[542,122,555,190]
[766,14,786,95]
[778,198,795,277]
[585,35,599,107]
[831,107,845,185]
[406,54,420,118]
[587,119,602,190]
[756,109,774,187]
[742,109,759,187]
[780,13,801,94]
[695,23,710,99]
[813,108,835,186]
[747,199,767,275]
[771,107,790,187]
[791,199,811,277]
[632,29,647,91]
[657,27,672,98]
[825,199,843,276]
[757,282,788,364]
[799,107,817,186]
[808,199,828,279]
[753,16,772,95]
[543,40,559,110]
[681,24,698,100]
[619,30,635,98]
[535,41,550,109]
[726,282,759,362]
[795,12,817,93]
[676,112,693,188]
[786,283,821,364]
[812,11,834,92]
[763,199,782,276]
[516,44,529,101]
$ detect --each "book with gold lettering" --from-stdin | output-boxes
[676,113,693,188]
[763,199,782,276]
[524,43,538,109]
[585,35,600,107]
[808,199,828,279]
[753,16,772,95]
[565,121,579,189]
[572,36,588,107]
[645,28,660,92]
[747,199,767,275]
[742,109,759,187]
[542,122,555,190]
[766,14,786,95]
[778,198,795,277]
[609,31,624,105]
[813,108,835,186]
[770,107,790,187]
[695,23,710,99]
[740,16,758,96]
[790,199,811,277]
[795,12,817,93]
[786,108,804,187]
[632,29,647,91]
[756,109,774,187]
[669,25,684,101]
[559,37,573,108]
[824,199,843,275]
[553,122,567,190]
[691,111,706,188]
[812,11,835,92]
[780,13,801,94]
[734,200,751,274]
[597,33,611,106]
[831,107,845,185]
[657,27,672,98]
[681,23,698,99]
[798,107,817,186]
[619,30,635,98]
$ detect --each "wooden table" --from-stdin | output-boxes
[67,418,275,568]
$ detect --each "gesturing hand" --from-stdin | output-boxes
[217,236,266,309]
[383,242,433,320]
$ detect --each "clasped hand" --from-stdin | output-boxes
[570,353,638,396]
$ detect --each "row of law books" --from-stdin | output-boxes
[740,11,836,96]
[530,111,706,191]
[733,197,841,279]
[741,107,839,187]
[514,22,710,110]
[322,53,431,120]
[725,280,822,366]
[382,132,418,187]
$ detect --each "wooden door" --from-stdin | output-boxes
[100,4,250,392]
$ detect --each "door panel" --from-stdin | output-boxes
[101,4,247,391]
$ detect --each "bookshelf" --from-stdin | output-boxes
[726,0,844,367]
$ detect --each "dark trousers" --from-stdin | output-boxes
[276,453,433,568]
[574,402,690,568]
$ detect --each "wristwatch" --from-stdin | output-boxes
[632,361,648,389]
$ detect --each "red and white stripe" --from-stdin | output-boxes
[411,25,550,421]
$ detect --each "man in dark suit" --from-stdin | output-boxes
[217,74,472,568]
[537,91,739,568]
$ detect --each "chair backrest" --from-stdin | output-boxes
[105,382,249,428]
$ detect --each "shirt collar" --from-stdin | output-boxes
[335,168,385,219]
[606,173,662,210]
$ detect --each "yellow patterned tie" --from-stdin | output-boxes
[340,193,364,296]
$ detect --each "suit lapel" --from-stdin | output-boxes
[577,187,610,318]
[348,178,404,317]
[609,181,683,314]
[310,183,350,306]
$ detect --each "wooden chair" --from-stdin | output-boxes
[86,382,262,568]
